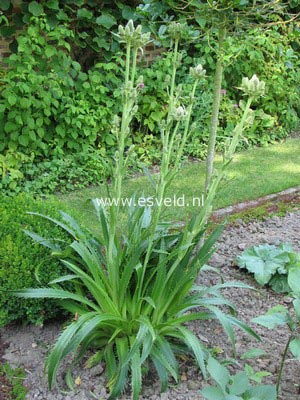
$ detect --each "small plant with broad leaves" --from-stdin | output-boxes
[236,243,300,293]
[200,356,276,400]
[252,270,300,397]
[12,20,265,399]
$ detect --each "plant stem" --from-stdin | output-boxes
[136,38,180,304]
[109,41,134,305]
[276,335,292,395]
[131,48,138,84]
[205,23,226,192]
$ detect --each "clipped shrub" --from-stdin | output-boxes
[0,194,71,326]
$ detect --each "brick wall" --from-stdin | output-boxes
[137,44,165,67]
[0,37,11,63]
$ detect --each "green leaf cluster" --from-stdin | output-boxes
[0,1,140,66]
[201,356,276,400]
[0,193,71,326]
[236,243,300,292]
[15,203,258,398]
[0,147,110,196]
[0,16,122,158]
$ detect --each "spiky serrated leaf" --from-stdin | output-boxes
[131,351,142,400]
[12,288,99,311]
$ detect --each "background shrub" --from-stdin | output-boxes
[0,16,122,157]
[0,193,71,326]
[0,147,111,196]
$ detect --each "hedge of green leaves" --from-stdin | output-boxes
[0,194,71,326]
[0,17,122,157]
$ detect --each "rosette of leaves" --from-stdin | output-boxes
[236,243,300,292]
[12,203,259,399]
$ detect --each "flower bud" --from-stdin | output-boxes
[115,20,151,48]
[168,22,183,40]
[111,114,120,135]
[239,74,265,98]
[190,64,206,80]
[171,106,187,121]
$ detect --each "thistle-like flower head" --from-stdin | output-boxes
[239,74,265,98]
[190,64,206,80]
[171,106,187,121]
[168,22,183,40]
[115,20,151,48]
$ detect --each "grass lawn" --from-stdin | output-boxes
[58,137,300,230]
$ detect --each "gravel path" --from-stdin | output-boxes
[1,211,300,399]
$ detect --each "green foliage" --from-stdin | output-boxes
[0,363,28,400]
[236,243,300,292]
[137,51,212,160]
[0,16,122,158]
[15,203,258,399]
[224,26,300,136]
[0,1,140,68]
[0,194,71,326]
[1,148,110,196]
[0,150,32,191]
[201,356,277,400]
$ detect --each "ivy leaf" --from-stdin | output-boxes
[8,95,17,106]
[96,13,117,29]
[28,1,44,16]
[18,135,29,146]
[200,386,225,400]
[229,371,249,395]
[92,37,110,51]
[77,8,93,20]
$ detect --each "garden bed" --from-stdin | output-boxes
[1,210,300,399]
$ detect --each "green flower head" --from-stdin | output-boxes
[115,20,151,48]
[239,74,265,98]
[190,64,206,80]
